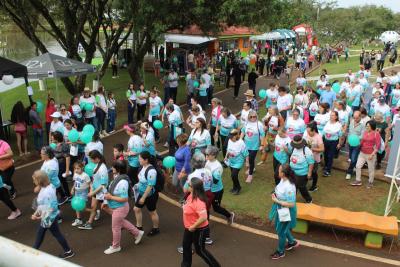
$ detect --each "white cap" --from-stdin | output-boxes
[50,111,61,118]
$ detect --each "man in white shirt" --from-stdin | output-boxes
[168,70,179,103]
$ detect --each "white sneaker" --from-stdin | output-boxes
[345,174,351,180]
[135,230,144,245]
[104,246,121,255]
[7,209,21,220]
[94,209,100,221]
[71,218,83,227]
[163,142,169,148]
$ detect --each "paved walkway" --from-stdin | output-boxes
[0,76,398,267]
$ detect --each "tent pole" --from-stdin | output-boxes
[25,75,33,105]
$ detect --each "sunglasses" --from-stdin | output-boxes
[249,116,257,118]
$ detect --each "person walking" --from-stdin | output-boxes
[11,101,29,156]
[247,68,258,96]
[303,122,324,192]
[126,83,137,124]
[102,160,144,254]
[173,134,191,196]
[269,164,299,260]
[345,111,364,180]
[111,56,118,78]
[0,139,16,199]
[181,177,221,267]
[136,83,148,122]
[168,69,179,103]
[322,111,343,177]
[31,170,74,259]
[29,102,44,153]
[0,173,21,219]
[233,64,242,99]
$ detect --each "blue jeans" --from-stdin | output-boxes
[323,139,339,173]
[277,221,295,253]
[107,109,116,132]
[33,128,43,152]
[33,216,71,252]
[347,145,360,174]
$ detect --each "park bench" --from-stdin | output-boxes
[293,203,399,249]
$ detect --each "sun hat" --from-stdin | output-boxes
[50,111,61,118]
[83,87,91,92]
[244,89,255,97]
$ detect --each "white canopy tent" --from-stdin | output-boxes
[250,32,281,41]
[164,33,216,45]
[380,31,400,44]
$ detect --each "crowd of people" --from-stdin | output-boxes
[1,41,400,265]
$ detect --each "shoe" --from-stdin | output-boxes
[59,250,75,259]
[229,188,235,193]
[147,228,160,237]
[350,181,362,186]
[306,200,313,204]
[109,130,116,134]
[245,175,253,183]
[227,212,235,225]
[104,246,121,255]
[205,238,213,245]
[271,250,285,260]
[367,182,373,189]
[7,209,21,220]
[345,174,351,180]
[232,188,241,195]
[177,246,194,254]
[163,142,169,148]
[58,197,69,206]
[309,186,318,192]
[94,209,100,221]
[135,230,144,245]
[322,171,331,177]
[257,161,264,166]
[71,218,83,227]
[99,133,105,138]
[58,218,63,224]
[78,222,93,230]
[102,130,109,136]
[286,241,300,251]
[10,191,16,200]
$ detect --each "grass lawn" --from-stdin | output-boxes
[219,152,400,220]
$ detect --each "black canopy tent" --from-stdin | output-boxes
[0,57,30,139]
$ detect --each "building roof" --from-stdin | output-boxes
[168,25,258,37]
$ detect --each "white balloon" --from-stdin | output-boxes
[2,75,14,85]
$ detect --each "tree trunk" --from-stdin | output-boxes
[127,53,145,87]
[60,77,77,95]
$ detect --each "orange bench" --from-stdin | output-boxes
[293,203,399,248]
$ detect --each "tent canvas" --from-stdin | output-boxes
[164,33,216,45]
[0,57,28,78]
[21,53,96,79]
[250,32,281,41]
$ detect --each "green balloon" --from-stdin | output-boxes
[84,162,96,177]
[80,102,86,109]
[84,103,94,111]
[71,196,86,212]
[80,131,93,144]
[36,101,44,113]
[332,83,340,93]
[49,143,57,150]
[153,120,163,130]
[83,124,95,135]
[348,134,360,147]
[193,81,200,88]
[163,156,176,168]
[258,89,267,99]
[56,127,64,134]
[68,129,80,143]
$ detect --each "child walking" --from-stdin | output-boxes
[71,161,91,227]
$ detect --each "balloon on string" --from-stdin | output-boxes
[71,196,86,211]
[348,134,360,147]
[68,129,80,143]
[84,103,94,111]
[163,156,176,168]
[193,81,200,88]
[80,131,93,144]
[2,75,14,85]
[332,83,340,93]
[36,101,44,113]
[83,124,95,135]
[56,127,64,134]
[80,102,86,110]
[153,120,163,129]
[258,89,267,99]
[84,162,96,177]
[49,143,57,150]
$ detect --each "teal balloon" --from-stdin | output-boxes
[193,81,200,88]
[163,156,176,168]
[80,131,93,144]
[56,127,64,134]
[348,134,360,147]
[332,83,340,93]
[71,196,86,212]
[83,124,95,135]
[153,120,163,130]
[80,102,86,109]
[84,162,96,177]
[68,129,80,143]
[258,89,267,99]
[36,101,44,113]
[49,143,57,150]
[84,103,94,111]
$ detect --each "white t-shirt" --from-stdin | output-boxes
[137,91,148,105]
[50,121,64,134]
[189,129,211,148]
[80,95,96,118]
[316,80,327,89]
[277,94,293,111]
[201,73,211,88]
[73,172,91,192]
[294,94,309,108]
[190,113,206,126]
[60,111,71,122]
[345,73,355,82]
[314,112,330,132]
[240,109,251,125]
[96,94,108,112]
[85,141,104,156]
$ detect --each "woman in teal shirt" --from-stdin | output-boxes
[102,160,144,255]
[197,79,208,109]
[269,164,298,260]
[216,107,239,160]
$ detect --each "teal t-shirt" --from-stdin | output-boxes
[289,147,315,176]
[241,121,265,151]
[205,160,224,193]
[127,135,143,167]
[227,139,249,169]
[218,114,238,137]
[273,135,291,164]
[108,179,129,209]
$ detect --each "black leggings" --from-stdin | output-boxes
[209,126,220,147]
[0,166,15,195]
[248,150,258,175]
[272,156,281,185]
[137,103,146,121]
[181,226,220,267]
[58,160,71,197]
[33,216,71,253]
[127,166,139,185]
[211,189,231,218]
[219,135,229,158]
[150,116,160,141]
[230,167,241,191]
[0,187,17,211]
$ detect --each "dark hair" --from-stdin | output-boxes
[73,160,84,169]
[139,151,152,162]
[11,101,26,123]
[280,164,296,184]
[330,110,339,122]
[292,108,300,115]
[221,107,231,116]
[293,135,303,142]
[89,150,106,174]
[244,101,251,107]
[190,177,208,203]
[31,101,37,108]
[359,107,368,116]
[166,103,174,112]
[113,143,124,152]
[278,86,287,93]
[320,103,330,114]
[64,119,72,125]
[194,118,207,135]
[41,146,55,159]
[112,160,127,174]
[92,131,101,142]
[51,131,64,143]
[366,120,377,130]
[307,121,318,133]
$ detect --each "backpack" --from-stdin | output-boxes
[142,164,166,192]
[108,174,134,198]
